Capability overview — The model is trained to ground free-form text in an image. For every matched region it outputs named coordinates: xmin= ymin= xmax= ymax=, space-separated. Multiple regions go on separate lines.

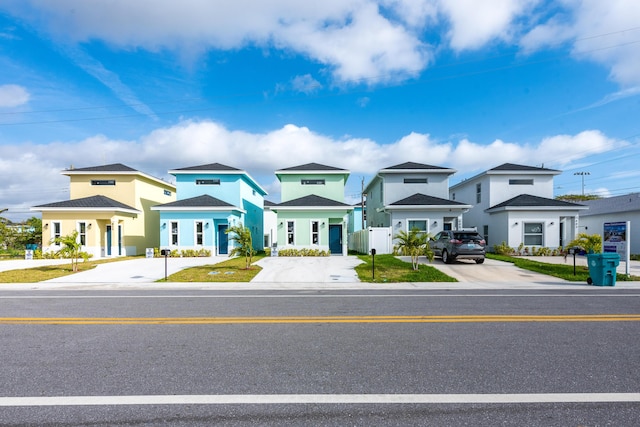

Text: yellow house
xmin=32 ymin=164 xmax=176 ymax=257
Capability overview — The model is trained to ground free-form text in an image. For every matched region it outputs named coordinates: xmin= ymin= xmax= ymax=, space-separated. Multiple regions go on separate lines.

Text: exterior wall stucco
xmin=279 ymin=174 xmax=345 ymax=203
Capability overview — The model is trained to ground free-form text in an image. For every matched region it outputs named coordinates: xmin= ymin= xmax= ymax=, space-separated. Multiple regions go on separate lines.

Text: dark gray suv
xmin=432 ymin=230 xmax=486 ymax=264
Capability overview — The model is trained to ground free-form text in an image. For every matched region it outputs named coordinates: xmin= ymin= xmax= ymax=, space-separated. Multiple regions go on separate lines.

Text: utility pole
xmin=574 ymin=171 xmax=590 ymax=196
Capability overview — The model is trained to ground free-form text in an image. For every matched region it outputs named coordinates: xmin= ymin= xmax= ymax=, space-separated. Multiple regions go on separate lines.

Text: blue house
xmin=152 ymin=163 xmax=267 ymax=255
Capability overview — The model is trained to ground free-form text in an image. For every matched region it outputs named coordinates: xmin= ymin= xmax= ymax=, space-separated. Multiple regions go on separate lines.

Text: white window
xmin=301 ymin=179 xmax=325 ymax=185
xmin=170 ymin=221 xmax=179 ymax=245
xmin=408 ymin=220 xmax=428 ymax=233
xmin=524 ymin=222 xmax=543 ymax=246
xmin=77 ymin=222 xmax=87 ymax=246
xmin=404 ymin=178 xmax=427 ymax=184
xmin=476 ymin=183 xmax=481 ymax=203
xmin=287 ymin=221 xmax=295 ymax=245
xmin=195 ymin=221 xmax=204 ymax=246
xmin=52 ymin=221 xmax=61 ymax=244
xmin=311 ymin=221 xmax=319 ymax=245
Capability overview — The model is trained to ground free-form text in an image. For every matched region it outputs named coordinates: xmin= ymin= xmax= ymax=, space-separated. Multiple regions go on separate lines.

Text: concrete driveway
xmin=423 ymin=257 xmax=560 ymax=284
xmin=252 ymin=256 xmax=363 ymax=283
xmin=42 ymin=256 xmax=227 ymax=283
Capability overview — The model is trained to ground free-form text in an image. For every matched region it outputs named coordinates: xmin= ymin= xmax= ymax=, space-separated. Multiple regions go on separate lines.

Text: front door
xmin=329 ymin=224 xmax=342 ymax=255
xmin=118 ymin=225 xmax=122 ymax=256
xmin=106 ymin=225 xmax=112 ymax=256
xmin=218 ymin=224 xmax=228 ymax=255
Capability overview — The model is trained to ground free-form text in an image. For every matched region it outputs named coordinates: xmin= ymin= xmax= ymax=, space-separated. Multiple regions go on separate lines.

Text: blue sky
xmin=1 ymin=0 xmax=639 ymax=221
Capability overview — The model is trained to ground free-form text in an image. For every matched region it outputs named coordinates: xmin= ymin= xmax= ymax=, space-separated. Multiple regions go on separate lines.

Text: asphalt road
xmin=1 ymin=288 xmax=639 ymax=425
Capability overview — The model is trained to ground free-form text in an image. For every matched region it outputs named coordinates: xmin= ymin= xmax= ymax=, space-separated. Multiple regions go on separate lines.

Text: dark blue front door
xmin=218 ymin=225 xmax=228 ymax=255
xmin=329 ymin=225 xmax=342 ymax=254
xmin=106 ymin=225 xmax=112 ymax=256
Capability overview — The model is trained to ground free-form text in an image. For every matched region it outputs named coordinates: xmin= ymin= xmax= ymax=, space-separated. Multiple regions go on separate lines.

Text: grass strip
xmin=355 ymin=254 xmax=457 ymax=283
xmin=487 ymin=254 xmax=639 ymax=282
xmin=163 ymin=254 xmax=265 ymax=282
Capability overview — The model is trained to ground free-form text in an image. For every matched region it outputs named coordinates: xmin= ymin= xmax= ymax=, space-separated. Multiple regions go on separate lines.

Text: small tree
xmin=393 ymin=228 xmax=434 ymax=270
xmin=52 ymin=230 xmax=82 ymax=272
xmin=225 ymin=224 xmax=255 ymax=269
xmin=566 ymin=233 xmax=602 ymax=254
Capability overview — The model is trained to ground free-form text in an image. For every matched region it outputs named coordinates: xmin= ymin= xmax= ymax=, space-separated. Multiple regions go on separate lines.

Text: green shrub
xmin=276 ymin=248 xmax=329 ymax=257
xmin=493 ymin=241 xmax=515 ymax=255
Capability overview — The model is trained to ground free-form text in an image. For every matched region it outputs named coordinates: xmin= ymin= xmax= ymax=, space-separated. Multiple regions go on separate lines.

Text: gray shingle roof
xmin=65 ymin=163 xmax=137 ymax=172
xmin=580 ymin=193 xmax=640 ymax=216
xmin=171 ymin=163 xmax=241 ymax=172
xmin=489 ymin=163 xmax=560 ymax=173
xmin=277 ymin=163 xmax=347 ymax=172
xmin=488 ymin=194 xmax=585 ymax=210
xmin=34 ymin=195 xmax=138 ymax=211
xmin=276 ymin=194 xmax=351 ymax=207
xmin=389 ymin=193 xmax=468 ymax=206
xmin=154 ymin=194 xmax=235 ymax=208
xmin=264 ymin=200 xmax=278 ymax=207
xmin=383 ymin=162 xmax=449 ymax=170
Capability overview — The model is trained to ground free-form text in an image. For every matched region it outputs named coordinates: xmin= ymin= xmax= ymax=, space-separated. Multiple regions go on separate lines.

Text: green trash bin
xmin=586 ymin=253 xmax=620 ymax=286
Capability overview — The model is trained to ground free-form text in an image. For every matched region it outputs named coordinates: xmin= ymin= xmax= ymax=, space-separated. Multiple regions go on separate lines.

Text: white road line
xmin=1 ymin=393 xmax=639 ymax=406
xmin=0 ymin=294 xmax=638 ymax=299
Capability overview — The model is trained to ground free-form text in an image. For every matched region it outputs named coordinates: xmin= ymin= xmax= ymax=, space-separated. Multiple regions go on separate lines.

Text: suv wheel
xmin=442 ymin=250 xmax=453 ymax=264
xmin=475 ymin=258 xmax=485 ymax=264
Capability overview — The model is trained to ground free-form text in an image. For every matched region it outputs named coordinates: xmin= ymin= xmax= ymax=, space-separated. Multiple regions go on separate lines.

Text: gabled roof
xmin=170 ymin=163 xmax=241 ymax=172
xmin=151 ymin=194 xmax=243 ymax=212
xmin=450 ymin=163 xmax=561 ymax=190
xmin=32 ymin=195 xmax=139 ymax=214
xmin=168 ymin=163 xmax=267 ymax=196
xmin=385 ymin=193 xmax=471 ymax=211
xmin=273 ymin=194 xmax=353 ymax=211
xmin=580 ymin=193 xmax=640 ymax=217
xmin=264 ymin=200 xmax=278 ymax=207
xmin=380 ymin=162 xmax=455 ymax=173
xmin=61 ymin=163 xmax=175 ymax=190
xmin=489 ymin=163 xmax=560 ymax=173
xmin=64 ymin=163 xmax=137 ymax=172
xmin=277 ymin=162 xmax=347 ymax=172
xmin=389 ymin=193 xmax=469 ymax=207
xmin=486 ymin=194 xmax=587 ymax=213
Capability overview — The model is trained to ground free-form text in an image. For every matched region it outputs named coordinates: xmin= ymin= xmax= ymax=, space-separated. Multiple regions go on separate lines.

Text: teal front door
xmin=329 ymin=225 xmax=342 ymax=255
xmin=218 ymin=225 xmax=228 ymax=255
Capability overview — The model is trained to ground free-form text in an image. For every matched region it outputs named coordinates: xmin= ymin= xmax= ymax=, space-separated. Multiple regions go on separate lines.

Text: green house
xmin=272 ymin=163 xmax=352 ymax=255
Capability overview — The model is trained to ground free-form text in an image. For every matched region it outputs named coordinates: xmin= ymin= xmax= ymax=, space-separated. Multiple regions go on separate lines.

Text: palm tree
xmin=225 ymin=224 xmax=255 ymax=269
xmin=52 ymin=230 xmax=82 ymax=272
xmin=393 ymin=227 xmax=434 ymax=270
xmin=566 ymin=233 xmax=602 ymax=254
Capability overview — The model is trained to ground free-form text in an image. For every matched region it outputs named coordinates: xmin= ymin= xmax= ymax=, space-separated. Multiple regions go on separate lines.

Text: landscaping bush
xmin=277 ymin=248 xmax=329 ymax=257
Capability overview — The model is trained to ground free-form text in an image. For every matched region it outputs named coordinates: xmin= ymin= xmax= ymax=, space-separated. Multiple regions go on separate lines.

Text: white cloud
xmin=439 ymin=0 xmax=539 ymax=51
xmin=290 ymin=74 xmax=322 ymax=94
xmin=0 ymin=84 xmax=30 ymax=107
xmin=0 ymin=119 xmax=624 ymax=221
xmin=3 ymin=0 xmax=430 ymax=84
xmin=522 ymin=0 xmax=640 ymax=86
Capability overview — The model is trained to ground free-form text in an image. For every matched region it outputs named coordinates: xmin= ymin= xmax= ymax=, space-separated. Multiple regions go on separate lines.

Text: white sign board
xmin=603 ymin=221 xmax=631 ymax=275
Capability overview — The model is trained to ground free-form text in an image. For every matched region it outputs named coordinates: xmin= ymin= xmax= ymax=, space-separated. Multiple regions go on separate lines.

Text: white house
xmin=364 ymin=162 xmax=472 ymax=240
xmin=449 ymin=163 xmax=587 ymax=249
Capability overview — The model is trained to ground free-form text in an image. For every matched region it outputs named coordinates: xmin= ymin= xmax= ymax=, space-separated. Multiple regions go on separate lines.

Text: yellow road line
xmin=0 ymin=314 xmax=639 ymax=325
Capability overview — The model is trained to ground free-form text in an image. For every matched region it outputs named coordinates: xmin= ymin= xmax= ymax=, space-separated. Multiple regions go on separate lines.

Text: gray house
xmin=579 ymin=193 xmax=640 ymax=255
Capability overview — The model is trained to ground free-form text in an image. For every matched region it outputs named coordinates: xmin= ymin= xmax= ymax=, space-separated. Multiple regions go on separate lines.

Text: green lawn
xmin=487 ymin=253 xmax=639 ymax=282
xmin=355 ymin=254 xmax=457 ymax=282
xmin=162 ymin=254 xmax=265 ymax=282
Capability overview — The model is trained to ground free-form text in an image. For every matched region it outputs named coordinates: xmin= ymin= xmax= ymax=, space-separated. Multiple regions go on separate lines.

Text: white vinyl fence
xmin=348 ymin=227 xmax=393 ymax=254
